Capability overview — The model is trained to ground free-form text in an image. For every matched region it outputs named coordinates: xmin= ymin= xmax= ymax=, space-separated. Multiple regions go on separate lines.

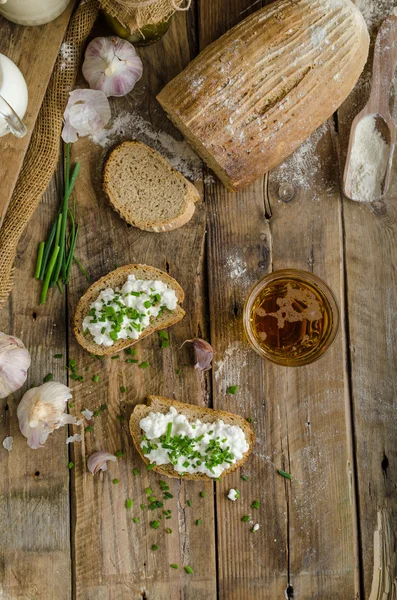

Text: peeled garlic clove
xmin=87 ymin=451 xmax=117 ymax=474
xmin=82 ymin=36 xmax=143 ymax=98
xmin=17 ymin=382 xmax=78 ymax=449
xmin=0 ymin=332 xmax=31 ymax=399
xmin=62 ymin=89 xmax=111 ymax=143
xmin=181 ymin=338 xmax=213 ymax=371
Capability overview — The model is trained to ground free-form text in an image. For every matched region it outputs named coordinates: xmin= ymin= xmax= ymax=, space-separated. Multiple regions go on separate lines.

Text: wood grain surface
xmin=0 ymin=0 xmax=396 ymax=598
xmin=0 ymin=1 xmax=75 ymax=226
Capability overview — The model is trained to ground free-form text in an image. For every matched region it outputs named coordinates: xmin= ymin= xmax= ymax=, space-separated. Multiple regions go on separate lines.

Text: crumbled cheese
xmin=82 ymin=275 xmax=178 ymax=347
xmin=2 ymin=436 xmax=13 ymax=452
xmin=139 ymin=406 xmax=249 ymax=478
xmin=252 ymin=523 xmax=260 ymax=532
xmin=227 ymin=488 xmax=240 ymax=501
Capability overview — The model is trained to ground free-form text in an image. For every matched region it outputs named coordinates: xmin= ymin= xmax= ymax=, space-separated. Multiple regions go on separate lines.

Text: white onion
xmin=82 ymin=36 xmax=143 ymax=98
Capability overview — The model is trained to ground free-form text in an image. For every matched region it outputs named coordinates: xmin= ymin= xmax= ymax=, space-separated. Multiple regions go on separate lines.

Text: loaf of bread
xmin=157 ymin=0 xmax=369 ymax=190
xmin=74 ymin=264 xmax=185 ymax=356
xmin=130 ymin=396 xmax=255 ymax=480
xmin=103 ymin=141 xmax=200 ymax=232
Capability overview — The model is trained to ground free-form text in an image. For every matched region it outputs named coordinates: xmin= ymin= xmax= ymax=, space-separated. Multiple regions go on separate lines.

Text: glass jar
xmin=243 ymin=269 xmax=339 ymax=367
xmin=104 ymin=12 xmax=172 ymax=46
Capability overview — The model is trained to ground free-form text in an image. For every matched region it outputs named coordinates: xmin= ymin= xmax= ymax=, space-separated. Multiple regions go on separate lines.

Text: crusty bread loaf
xmin=157 ymin=0 xmax=369 ymax=190
xmin=130 ymin=396 xmax=255 ymax=480
xmin=103 ymin=141 xmax=200 ymax=232
xmin=74 ymin=264 xmax=185 ymax=356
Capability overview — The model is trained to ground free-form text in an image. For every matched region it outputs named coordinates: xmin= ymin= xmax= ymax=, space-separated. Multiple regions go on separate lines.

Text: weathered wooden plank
xmin=201 ymin=0 xmax=356 ymax=598
xmin=0 ymin=2 xmax=74 ymax=225
xmin=67 ymin=12 xmax=216 ymax=600
xmin=337 ymin=1 xmax=397 ymax=597
xmin=0 ymin=161 xmax=71 ymax=599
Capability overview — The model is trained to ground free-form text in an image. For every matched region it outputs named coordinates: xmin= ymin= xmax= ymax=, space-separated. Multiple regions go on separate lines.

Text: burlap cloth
xmin=0 ymin=0 xmax=99 ymax=307
xmin=99 ymin=0 xmax=191 ymax=32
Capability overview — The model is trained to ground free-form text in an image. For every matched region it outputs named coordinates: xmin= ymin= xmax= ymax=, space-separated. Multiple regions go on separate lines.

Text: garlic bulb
xmin=61 ymin=89 xmax=111 ymax=143
xmin=82 ymin=37 xmax=143 ymax=98
xmin=0 ymin=332 xmax=31 ymax=399
xmin=17 ymin=382 xmax=79 ymax=449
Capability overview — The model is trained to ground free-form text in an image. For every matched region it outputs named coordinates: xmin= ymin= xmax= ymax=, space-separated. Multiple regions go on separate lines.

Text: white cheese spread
xmin=252 ymin=523 xmax=260 ymax=532
xmin=227 ymin=488 xmax=240 ymax=501
xmin=139 ymin=406 xmax=249 ymax=478
xmin=82 ymin=275 xmax=178 ymax=347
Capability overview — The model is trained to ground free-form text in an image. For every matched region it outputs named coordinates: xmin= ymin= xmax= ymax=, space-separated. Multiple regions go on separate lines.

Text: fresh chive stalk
xmin=165 ymin=422 xmax=172 ymax=443
xmin=34 ymin=242 xmax=45 ymax=279
xmin=277 ymin=469 xmax=292 ymax=480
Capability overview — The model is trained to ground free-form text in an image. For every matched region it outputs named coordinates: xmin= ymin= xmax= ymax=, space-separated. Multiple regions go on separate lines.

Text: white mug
xmin=0 ymin=0 xmax=70 ymax=26
xmin=0 ymin=53 xmax=27 ymax=138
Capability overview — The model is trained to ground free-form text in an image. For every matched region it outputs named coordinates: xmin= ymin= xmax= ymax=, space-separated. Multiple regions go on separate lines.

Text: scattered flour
xmin=91 ymin=112 xmax=214 ymax=183
xmin=226 ymin=255 xmax=247 ymax=279
xmin=355 ymin=0 xmax=395 ymax=30
xmin=59 ymin=41 xmax=74 ymax=71
xmin=277 ymin=123 xmax=328 ymax=190
xmin=348 ymin=115 xmax=389 ymax=202
xmin=214 ymin=341 xmax=250 ymax=388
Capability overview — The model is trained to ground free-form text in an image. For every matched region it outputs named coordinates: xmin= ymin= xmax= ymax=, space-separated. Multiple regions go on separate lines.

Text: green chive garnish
xmin=111 ymin=355 xmax=120 ymax=360
xmin=187 ymin=500 xmax=192 ymax=507
xmin=69 ymin=402 xmax=75 ymax=408
xmin=165 ymin=422 xmax=172 ymax=443
xmin=227 ymin=385 xmax=239 ymax=394
xmin=150 ymin=521 xmax=160 ymax=529
xmin=140 ymin=504 xmax=146 ymax=510
xmin=139 ymin=361 xmax=149 ymax=369
xmin=145 ymin=487 xmax=153 ymax=495
xmin=133 ymin=468 xmax=140 ymax=476
xmin=100 ymin=404 xmax=107 ymax=411
xmin=147 ymin=463 xmax=155 ymax=470
xmin=85 ymin=425 xmax=94 ymax=433
xmin=126 ymin=358 xmax=138 ymax=364
xmin=251 ymin=500 xmax=260 ymax=509
xmin=43 ymin=373 xmax=53 ymax=383
xmin=125 ymin=347 xmax=137 ymax=356
xmin=277 ymin=469 xmax=292 ymax=480
xmin=125 ymin=499 xmax=133 ymax=509
xmin=92 ymin=375 xmax=99 ymax=383
xmin=165 ymin=527 xmax=172 ymax=534
xmin=241 ymin=515 xmax=250 ymax=522
xmin=241 ymin=475 xmax=248 ymax=481
xmin=196 ymin=519 xmax=202 ymax=526
xmin=132 ymin=517 xmax=140 ymax=523
xmin=120 ymin=385 xmax=126 ymax=393
xmin=159 ymin=331 xmax=169 ymax=340
xmin=163 ymin=492 xmax=173 ymax=499
xmin=184 ymin=566 xmax=194 ymax=575
xmin=152 ymin=544 xmax=159 ymax=551
xmin=113 ymin=479 xmax=119 ymax=485
xmin=161 ymin=340 xmax=169 ymax=349
xmin=68 ymin=461 xmax=74 ymax=469
xmin=170 ymin=564 xmax=178 ymax=569
xmin=176 ymin=368 xmax=182 ymax=375
xmin=115 ymin=450 xmax=123 ymax=458
xmin=200 ymin=491 xmax=206 ymax=498
xmin=54 ymin=353 xmax=63 ymax=358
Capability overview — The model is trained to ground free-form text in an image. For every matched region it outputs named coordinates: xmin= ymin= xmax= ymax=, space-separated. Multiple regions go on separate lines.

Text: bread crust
xmin=103 ymin=140 xmax=200 ymax=232
xmin=129 ymin=396 xmax=255 ymax=480
xmin=74 ymin=264 xmax=185 ymax=356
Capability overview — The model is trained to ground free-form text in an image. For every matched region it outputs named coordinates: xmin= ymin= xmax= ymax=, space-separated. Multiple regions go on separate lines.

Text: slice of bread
xmin=130 ymin=396 xmax=255 ymax=480
xmin=103 ymin=141 xmax=200 ymax=232
xmin=74 ymin=264 xmax=185 ymax=356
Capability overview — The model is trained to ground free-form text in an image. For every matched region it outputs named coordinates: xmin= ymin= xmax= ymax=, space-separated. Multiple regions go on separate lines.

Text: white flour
xmin=348 ymin=115 xmax=389 ymax=202
xmin=91 ymin=111 xmax=214 ymax=183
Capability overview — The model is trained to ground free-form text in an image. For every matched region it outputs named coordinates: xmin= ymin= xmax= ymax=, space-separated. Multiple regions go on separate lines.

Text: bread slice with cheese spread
xmin=74 ymin=264 xmax=185 ymax=356
xmin=103 ymin=140 xmax=200 ymax=232
xmin=130 ymin=396 xmax=255 ymax=480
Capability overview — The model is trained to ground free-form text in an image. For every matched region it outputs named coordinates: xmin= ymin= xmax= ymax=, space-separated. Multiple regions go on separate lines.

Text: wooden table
xmin=0 ymin=1 xmax=396 ymax=599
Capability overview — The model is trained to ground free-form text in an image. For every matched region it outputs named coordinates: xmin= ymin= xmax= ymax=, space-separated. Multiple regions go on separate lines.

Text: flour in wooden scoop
xmin=349 ymin=115 xmax=389 ymax=202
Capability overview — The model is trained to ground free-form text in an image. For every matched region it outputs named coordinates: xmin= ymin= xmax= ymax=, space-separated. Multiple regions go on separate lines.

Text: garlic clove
xmin=0 ymin=332 xmax=31 ymax=399
xmin=87 ymin=451 xmax=117 ymax=474
xmin=17 ymin=382 xmax=78 ymax=449
xmin=181 ymin=338 xmax=213 ymax=371
xmin=62 ymin=89 xmax=111 ymax=144
xmin=82 ymin=36 xmax=143 ymax=98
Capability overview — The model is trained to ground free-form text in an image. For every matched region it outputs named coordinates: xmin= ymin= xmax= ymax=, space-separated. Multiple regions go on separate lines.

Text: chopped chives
xmin=277 ymin=469 xmax=292 ymax=480
xmin=170 ymin=564 xmax=178 ymax=569
xmin=196 ymin=519 xmax=202 ymax=526
xmin=120 ymin=385 xmax=126 ymax=393
xmin=116 ymin=415 xmax=124 ymax=421
xmin=227 ymin=385 xmax=239 ymax=395
xmin=111 ymin=355 xmax=120 ymax=360
xmin=148 ymin=495 xmax=156 ymax=502
xmin=43 ymin=373 xmax=53 ymax=383
xmin=159 ymin=331 xmax=169 ymax=340
xmin=241 ymin=515 xmax=250 ymax=522
xmin=139 ymin=361 xmax=149 ymax=369
xmin=113 ymin=479 xmax=119 ymax=485
xmin=184 ymin=566 xmax=194 ymax=575
xmin=241 ymin=475 xmax=248 ymax=481
xmin=92 ymin=375 xmax=99 ymax=383
xmin=176 ymin=368 xmax=182 ymax=375
xmin=187 ymin=500 xmax=192 ymax=507
xmin=161 ymin=340 xmax=169 ymax=349
xmin=68 ymin=461 xmax=74 ymax=469
xmin=115 ymin=450 xmax=123 ymax=458
xmin=150 ymin=521 xmax=160 ymax=529
xmin=165 ymin=422 xmax=172 ymax=443
xmin=145 ymin=488 xmax=153 ymax=495
xmin=151 ymin=544 xmax=159 ymax=551
xmin=163 ymin=492 xmax=173 ymax=499
xmin=147 ymin=463 xmax=155 ymax=470
xmin=251 ymin=500 xmax=260 ymax=509
xmin=125 ymin=499 xmax=133 ymax=509
xmin=133 ymin=468 xmax=140 ymax=476
xmin=69 ymin=402 xmax=75 ymax=408
xmin=132 ymin=517 xmax=140 ymax=523
xmin=165 ymin=527 xmax=172 ymax=534
xmin=54 ymin=353 xmax=63 ymax=358
xmin=85 ymin=425 xmax=94 ymax=433
xmin=125 ymin=347 xmax=137 ymax=355
xmin=100 ymin=404 xmax=107 ymax=411
xmin=126 ymin=358 xmax=138 ymax=364
xmin=140 ymin=504 xmax=146 ymax=510
xmin=200 ymin=491 xmax=206 ymax=498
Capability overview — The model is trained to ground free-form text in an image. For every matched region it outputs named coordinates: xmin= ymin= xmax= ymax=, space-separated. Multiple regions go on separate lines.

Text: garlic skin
xmin=82 ymin=36 xmax=143 ymax=98
xmin=0 ymin=332 xmax=31 ymax=399
xmin=62 ymin=89 xmax=111 ymax=144
xmin=17 ymin=382 xmax=79 ymax=449
xmin=87 ymin=451 xmax=117 ymax=474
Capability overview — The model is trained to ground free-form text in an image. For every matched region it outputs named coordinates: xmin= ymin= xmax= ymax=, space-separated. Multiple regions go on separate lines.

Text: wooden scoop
xmin=343 ymin=11 xmax=397 ymax=202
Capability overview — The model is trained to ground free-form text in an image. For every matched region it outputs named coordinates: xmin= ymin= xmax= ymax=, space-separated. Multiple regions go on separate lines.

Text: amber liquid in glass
xmin=249 ymin=277 xmax=333 ymax=363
